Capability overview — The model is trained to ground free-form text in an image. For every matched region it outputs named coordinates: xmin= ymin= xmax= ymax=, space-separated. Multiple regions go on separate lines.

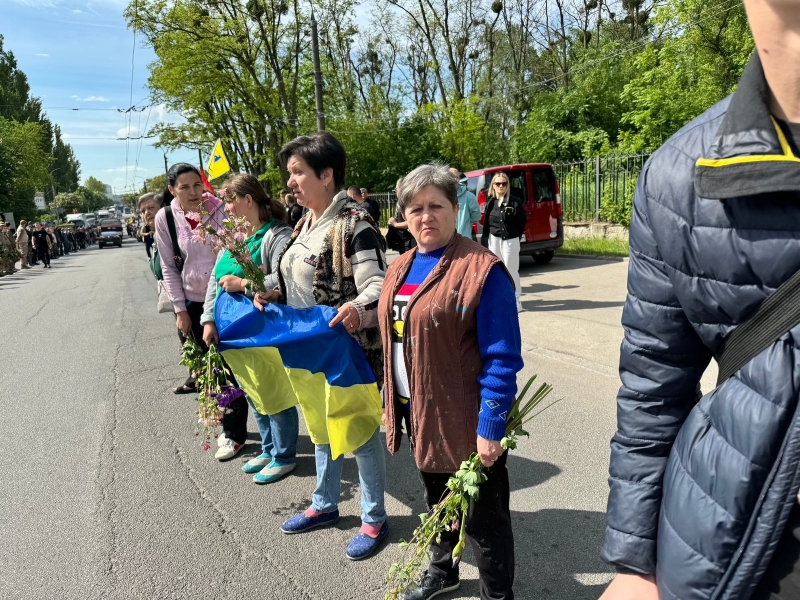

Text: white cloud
xmin=104 ymin=165 xmax=147 ymax=174
xmin=35 ymin=53 xmax=50 ymax=57
xmin=71 ymin=94 xmax=109 ymax=102
xmin=116 ymin=125 xmax=140 ymax=138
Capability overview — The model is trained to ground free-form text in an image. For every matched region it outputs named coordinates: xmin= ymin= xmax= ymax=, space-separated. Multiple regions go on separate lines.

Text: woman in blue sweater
xmin=378 ymin=163 xmax=523 ymax=600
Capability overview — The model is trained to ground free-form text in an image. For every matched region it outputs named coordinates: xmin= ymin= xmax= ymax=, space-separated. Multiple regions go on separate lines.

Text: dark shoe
xmin=172 ymin=384 xmax=197 ymax=395
xmin=346 ymin=521 xmax=389 ymax=561
xmin=403 ymin=573 xmax=460 ymax=600
xmin=281 ymin=509 xmax=339 ymax=534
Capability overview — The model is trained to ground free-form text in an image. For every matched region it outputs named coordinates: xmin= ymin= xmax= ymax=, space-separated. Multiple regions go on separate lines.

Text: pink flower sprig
xmin=191 ymin=211 xmax=267 ymax=294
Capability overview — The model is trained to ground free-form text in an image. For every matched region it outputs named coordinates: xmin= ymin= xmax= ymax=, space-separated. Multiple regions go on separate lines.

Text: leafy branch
xmin=385 ymin=375 xmax=557 ymax=599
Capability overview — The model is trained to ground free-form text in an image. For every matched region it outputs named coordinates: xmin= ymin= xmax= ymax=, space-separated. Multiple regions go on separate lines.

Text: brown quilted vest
xmin=379 ymin=234 xmax=510 ymax=473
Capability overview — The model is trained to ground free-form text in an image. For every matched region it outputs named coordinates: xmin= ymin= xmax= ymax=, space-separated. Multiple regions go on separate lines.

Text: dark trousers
xmin=145 ymin=236 xmax=153 ymax=258
xmin=420 ymin=451 xmax=515 ymax=600
xmin=37 ymin=246 xmax=50 ymax=266
xmin=176 ymin=302 xmax=208 ymax=388
xmin=222 ymin=397 xmax=248 ymax=445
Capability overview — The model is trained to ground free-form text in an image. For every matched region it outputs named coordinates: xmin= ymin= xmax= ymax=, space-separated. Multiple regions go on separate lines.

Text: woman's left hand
xmin=329 ymin=303 xmax=360 ymax=334
xmin=477 ymin=435 xmax=503 ymax=467
xmin=219 ymin=275 xmax=246 ymax=293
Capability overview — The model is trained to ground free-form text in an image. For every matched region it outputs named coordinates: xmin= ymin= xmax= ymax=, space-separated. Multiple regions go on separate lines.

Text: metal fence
xmin=552 ymin=153 xmax=650 ymax=223
xmin=369 ymin=192 xmax=398 ymax=228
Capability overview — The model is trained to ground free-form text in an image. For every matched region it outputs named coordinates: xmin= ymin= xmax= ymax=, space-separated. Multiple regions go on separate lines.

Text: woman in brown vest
xmin=378 ymin=163 xmax=524 ymax=600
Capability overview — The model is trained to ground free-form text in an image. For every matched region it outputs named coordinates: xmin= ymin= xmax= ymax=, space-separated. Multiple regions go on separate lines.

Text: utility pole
xmin=310 ymin=10 xmax=325 ymax=131
xmin=164 ymin=153 xmax=169 ymax=180
xmin=197 ymin=148 xmax=204 ymax=170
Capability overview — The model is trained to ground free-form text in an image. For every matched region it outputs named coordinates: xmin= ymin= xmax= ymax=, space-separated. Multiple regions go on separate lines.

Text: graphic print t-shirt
xmin=391 ymin=247 xmax=447 ymax=406
xmin=391 ymin=280 xmax=419 ymax=403
xmin=32 ymin=230 xmax=49 ymax=249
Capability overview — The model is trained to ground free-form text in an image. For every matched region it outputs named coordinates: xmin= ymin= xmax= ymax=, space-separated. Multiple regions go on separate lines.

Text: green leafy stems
xmin=385 ymin=376 xmax=557 ymax=600
xmin=179 ymin=338 xmax=230 ymax=449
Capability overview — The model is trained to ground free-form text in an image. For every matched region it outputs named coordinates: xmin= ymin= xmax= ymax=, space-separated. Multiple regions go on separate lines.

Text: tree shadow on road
xmin=338 ymin=434 xmax=610 ymax=597
xmin=520 ymin=256 xmax=623 ymax=276
xmin=520 ymin=297 xmax=625 ymax=312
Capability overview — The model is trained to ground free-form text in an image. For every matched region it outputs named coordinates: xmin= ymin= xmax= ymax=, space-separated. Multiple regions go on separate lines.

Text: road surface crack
xmin=171 ymin=440 xmax=318 ymax=600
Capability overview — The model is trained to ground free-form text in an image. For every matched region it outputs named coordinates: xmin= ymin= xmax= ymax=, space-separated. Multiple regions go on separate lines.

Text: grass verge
xmin=558 ymin=237 xmax=629 ymax=257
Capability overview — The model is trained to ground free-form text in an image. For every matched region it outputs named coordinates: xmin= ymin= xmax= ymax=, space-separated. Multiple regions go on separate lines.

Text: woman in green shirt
xmin=200 ymin=174 xmax=299 ymax=480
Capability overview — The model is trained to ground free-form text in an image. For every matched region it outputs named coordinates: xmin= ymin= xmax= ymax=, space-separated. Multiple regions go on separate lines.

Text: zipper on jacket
xmin=710 ymin=401 xmax=800 ymax=600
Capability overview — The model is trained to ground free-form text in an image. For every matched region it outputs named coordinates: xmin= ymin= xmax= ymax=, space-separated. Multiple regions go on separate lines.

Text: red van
xmin=464 ymin=163 xmax=563 ymax=264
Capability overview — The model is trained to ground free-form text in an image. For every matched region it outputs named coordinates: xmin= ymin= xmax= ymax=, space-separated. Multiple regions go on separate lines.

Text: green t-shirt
xmin=213 ymin=220 xmax=273 ymax=288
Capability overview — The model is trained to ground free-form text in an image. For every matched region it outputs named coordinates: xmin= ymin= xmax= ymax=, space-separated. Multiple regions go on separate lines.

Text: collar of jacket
xmin=694 ymin=51 xmax=800 ymax=199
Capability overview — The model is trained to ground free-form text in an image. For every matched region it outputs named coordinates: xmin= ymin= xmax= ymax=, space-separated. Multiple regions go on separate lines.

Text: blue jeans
xmin=311 ymin=427 xmax=387 ymax=526
xmin=247 ymin=399 xmax=299 ymax=464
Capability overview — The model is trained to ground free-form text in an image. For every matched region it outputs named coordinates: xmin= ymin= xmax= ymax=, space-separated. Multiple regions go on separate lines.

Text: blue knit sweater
xmin=397 ymin=246 xmax=523 ymax=441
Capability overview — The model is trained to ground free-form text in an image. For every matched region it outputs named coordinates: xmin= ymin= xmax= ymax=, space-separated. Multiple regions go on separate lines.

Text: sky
xmin=2 ymin=0 xmax=197 ymax=195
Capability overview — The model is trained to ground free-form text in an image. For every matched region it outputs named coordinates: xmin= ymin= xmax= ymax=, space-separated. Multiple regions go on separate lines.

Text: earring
xmin=325 ymin=183 xmax=328 ymax=191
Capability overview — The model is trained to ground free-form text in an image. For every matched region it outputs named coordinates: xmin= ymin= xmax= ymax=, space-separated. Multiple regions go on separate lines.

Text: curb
xmin=554 ymin=253 xmax=627 ymax=262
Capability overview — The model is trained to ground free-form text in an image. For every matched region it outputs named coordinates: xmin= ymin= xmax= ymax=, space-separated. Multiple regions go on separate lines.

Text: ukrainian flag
xmin=214 ymin=291 xmax=383 ymax=459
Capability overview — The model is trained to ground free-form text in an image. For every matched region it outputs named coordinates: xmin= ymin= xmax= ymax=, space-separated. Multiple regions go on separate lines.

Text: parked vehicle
xmin=98 ymin=231 xmax=122 ymax=249
xmin=464 ymin=163 xmax=563 ymax=264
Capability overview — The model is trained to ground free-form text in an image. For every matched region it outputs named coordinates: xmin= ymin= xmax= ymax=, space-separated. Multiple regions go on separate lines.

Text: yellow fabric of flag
xmin=207 ymin=139 xmax=231 ymax=180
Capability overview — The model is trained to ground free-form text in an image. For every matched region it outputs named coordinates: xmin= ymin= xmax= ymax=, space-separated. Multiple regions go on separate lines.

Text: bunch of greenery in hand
xmin=384 ymin=376 xmax=557 ymax=600
xmin=179 ymin=339 xmax=244 ymax=449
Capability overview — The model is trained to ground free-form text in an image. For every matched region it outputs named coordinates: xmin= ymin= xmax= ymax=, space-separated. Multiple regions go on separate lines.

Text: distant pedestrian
xmin=15 ymin=221 xmax=30 ymax=269
xmin=387 ymin=178 xmax=416 ymax=254
xmin=481 ymin=173 xmax=527 ymax=312
xmin=285 ymin=193 xmax=303 ymax=229
xmin=348 ymin=185 xmax=380 ymax=223
xmin=449 ymin=168 xmax=480 ymax=239
xmin=31 ymin=222 xmax=52 ymax=269
xmin=138 ymin=192 xmax=159 ymax=259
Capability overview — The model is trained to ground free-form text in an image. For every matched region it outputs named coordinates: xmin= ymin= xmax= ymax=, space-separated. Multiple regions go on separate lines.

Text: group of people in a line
xmin=134 ymin=4 xmax=800 ymax=595
xmin=140 ymin=132 xmax=524 ymax=600
xmin=0 ymin=220 xmax=92 ymax=275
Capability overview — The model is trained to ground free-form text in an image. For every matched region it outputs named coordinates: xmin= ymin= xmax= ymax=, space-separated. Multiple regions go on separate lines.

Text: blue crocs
xmin=281 ymin=509 xmax=340 ymax=534
xmin=346 ymin=521 xmax=389 ymax=561
xmin=242 ymin=452 xmax=272 ymax=474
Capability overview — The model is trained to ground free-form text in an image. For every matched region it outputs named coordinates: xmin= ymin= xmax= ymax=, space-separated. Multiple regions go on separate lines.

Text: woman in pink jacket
xmin=155 ymin=163 xmax=226 ymax=395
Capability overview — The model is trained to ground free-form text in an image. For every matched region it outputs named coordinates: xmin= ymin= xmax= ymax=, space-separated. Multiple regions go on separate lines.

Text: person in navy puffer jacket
xmin=600 ymin=2 xmax=800 ymax=599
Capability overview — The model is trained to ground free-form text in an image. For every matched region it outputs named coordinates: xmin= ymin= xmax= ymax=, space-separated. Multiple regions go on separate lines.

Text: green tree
xmin=0 ymin=117 xmax=51 ymax=221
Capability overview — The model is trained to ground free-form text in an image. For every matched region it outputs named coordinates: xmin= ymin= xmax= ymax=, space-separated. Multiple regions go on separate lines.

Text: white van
xmin=97 ymin=210 xmax=110 ymax=219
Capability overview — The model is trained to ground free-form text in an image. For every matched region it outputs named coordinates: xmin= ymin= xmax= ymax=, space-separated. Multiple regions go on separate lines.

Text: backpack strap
xmin=717 ymin=268 xmax=800 ymax=385
xmin=164 ymin=206 xmax=184 ymax=273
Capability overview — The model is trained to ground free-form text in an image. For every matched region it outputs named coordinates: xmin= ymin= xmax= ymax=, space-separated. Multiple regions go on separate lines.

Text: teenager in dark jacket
xmin=480 ymin=173 xmax=527 ymax=313
xmin=601 ymin=2 xmax=800 ymax=599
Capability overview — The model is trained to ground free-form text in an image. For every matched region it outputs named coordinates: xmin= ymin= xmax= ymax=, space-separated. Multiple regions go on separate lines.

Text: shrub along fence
xmin=552 ymin=153 xmax=650 ymax=226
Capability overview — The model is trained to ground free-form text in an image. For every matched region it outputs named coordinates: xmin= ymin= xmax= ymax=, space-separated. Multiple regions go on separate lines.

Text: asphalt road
xmin=0 ymin=240 xmax=719 ymax=600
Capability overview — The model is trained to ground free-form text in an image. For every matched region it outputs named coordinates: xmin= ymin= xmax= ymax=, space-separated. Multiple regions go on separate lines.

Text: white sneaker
xmin=214 ymin=438 xmax=242 ymax=461
xmin=217 ymin=432 xmax=228 ymax=447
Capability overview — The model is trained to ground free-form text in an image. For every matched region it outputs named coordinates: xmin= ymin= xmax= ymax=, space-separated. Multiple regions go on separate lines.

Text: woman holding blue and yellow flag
xmin=252 ymin=132 xmax=388 ymax=561
xmin=200 ymin=173 xmax=299 ymax=481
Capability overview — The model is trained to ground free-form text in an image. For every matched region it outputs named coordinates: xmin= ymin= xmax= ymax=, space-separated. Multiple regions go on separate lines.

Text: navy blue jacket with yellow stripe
xmin=601 ymin=52 xmax=800 ymax=599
